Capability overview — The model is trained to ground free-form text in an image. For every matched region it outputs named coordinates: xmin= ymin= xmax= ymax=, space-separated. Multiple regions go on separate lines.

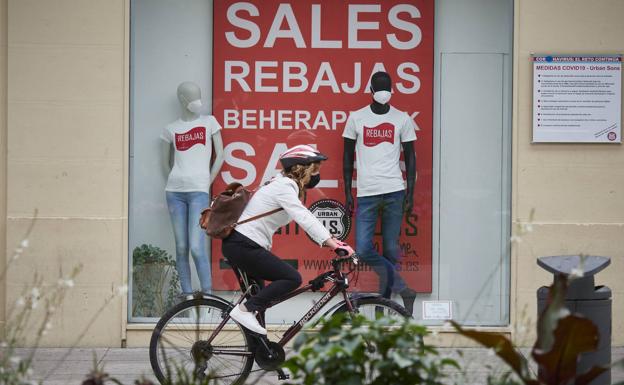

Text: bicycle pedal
xmin=276 ymin=369 xmax=289 ymax=380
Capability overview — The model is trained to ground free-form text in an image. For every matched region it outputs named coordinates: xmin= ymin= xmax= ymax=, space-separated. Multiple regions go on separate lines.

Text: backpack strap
xmin=234 ymin=208 xmax=283 ymax=227
xmin=232 ymin=176 xmax=296 ymax=227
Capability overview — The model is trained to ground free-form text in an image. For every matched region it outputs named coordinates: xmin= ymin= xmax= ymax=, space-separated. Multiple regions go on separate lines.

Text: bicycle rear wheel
xmin=149 ymin=298 xmax=254 ymax=385
xmin=334 ymin=296 xmax=411 ymax=320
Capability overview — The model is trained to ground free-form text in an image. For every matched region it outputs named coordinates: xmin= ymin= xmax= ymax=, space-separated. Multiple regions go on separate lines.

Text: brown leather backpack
xmin=199 ymin=182 xmax=282 ymax=239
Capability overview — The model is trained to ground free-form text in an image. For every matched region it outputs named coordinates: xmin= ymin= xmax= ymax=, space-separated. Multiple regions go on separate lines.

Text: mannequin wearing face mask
xmin=342 ymin=71 xmax=418 ymax=314
xmin=161 ymin=81 xmax=225 ymax=297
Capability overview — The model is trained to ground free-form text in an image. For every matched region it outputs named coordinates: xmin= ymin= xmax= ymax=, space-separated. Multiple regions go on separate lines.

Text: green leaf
xmin=304 ymin=357 xmax=319 ymax=373
xmin=342 ymin=336 xmax=363 ymax=354
xmin=389 ymin=351 xmax=413 ymax=368
xmin=533 ymin=314 xmax=599 ymax=385
xmin=440 ymin=357 xmax=461 ymax=370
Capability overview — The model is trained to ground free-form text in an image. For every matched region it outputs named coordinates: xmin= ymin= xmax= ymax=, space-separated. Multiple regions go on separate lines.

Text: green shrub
xmin=283 ymin=313 xmax=459 ymax=385
xmin=132 ymin=244 xmax=180 ymax=318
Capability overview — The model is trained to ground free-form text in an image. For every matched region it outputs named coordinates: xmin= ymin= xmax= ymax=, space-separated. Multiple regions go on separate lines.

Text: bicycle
xmin=149 ymin=251 xmax=411 ymax=385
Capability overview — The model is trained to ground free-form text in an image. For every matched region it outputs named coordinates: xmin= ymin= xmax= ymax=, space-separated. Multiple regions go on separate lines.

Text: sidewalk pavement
xmin=16 ymin=347 xmax=624 ymax=385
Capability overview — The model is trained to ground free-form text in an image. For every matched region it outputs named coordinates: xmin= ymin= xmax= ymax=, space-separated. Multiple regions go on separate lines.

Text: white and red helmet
xmin=279 ymin=145 xmax=328 ymax=169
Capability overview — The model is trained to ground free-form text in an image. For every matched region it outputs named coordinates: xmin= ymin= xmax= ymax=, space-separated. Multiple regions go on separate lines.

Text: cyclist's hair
xmin=283 ymin=162 xmax=320 ymax=199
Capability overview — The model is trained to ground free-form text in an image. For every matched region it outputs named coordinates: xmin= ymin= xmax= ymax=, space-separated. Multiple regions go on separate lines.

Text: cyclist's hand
xmin=328 ymin=238 xmax=355 ymax=256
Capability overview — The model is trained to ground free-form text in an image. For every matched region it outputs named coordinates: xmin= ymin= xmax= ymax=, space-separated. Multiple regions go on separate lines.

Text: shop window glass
xmin=129 ymin=0 xmax=513 ymax=326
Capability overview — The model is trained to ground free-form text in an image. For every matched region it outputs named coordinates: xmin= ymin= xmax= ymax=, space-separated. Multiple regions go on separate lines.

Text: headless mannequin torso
xmin=343 ymin=72 xmax=416 ymax=217
xmin=161 ymin=82 xmax=225 ymax=181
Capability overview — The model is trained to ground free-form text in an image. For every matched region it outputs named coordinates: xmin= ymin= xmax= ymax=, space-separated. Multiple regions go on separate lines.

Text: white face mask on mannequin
xmin=372 ymin=90 xmax=392 ymax=105
xmin=186 ymin=99 xmax=203 ymax=114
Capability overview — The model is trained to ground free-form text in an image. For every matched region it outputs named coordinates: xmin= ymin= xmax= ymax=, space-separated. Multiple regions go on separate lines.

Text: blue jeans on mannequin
xmin=166 ymin=191 xmax=212 ymax=295
xmin=355 ymin=190 xmax=407 ymax=298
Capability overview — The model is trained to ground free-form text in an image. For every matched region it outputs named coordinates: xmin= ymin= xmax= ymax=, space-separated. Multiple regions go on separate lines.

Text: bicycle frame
xmin=273 ymin=278 xmax=353 ymax=345
xmin=205 ymin=262 xmax=356 ymax=348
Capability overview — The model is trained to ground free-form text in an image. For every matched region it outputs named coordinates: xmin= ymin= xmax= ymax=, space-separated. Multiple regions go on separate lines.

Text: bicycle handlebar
xmin=334 ymin=248 xmax=349 ymax=257
xmin=330 ymin=253 xmax=359 ymax=271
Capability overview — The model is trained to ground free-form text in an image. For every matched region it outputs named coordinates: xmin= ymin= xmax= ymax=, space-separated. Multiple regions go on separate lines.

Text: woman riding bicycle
xmin=222 ymin=144 xmax=354 ymax=335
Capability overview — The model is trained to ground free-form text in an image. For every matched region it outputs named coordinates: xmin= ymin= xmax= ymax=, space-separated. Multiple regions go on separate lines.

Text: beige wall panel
xmin=515 ymin=0 xmax=624 ymax=345
xmin=8 ymin=0 xmax=123 ymax=46
xmin=513 ymin=223 xmax=624 ymax=345
xmin=6 ymin=283 xmax=123 ymax=347
xmin=517 ymin=165 xmax=624 ymax=222
xmin=6 ymin=0 xmax=127 ymax=347
xmin=517 ymin=141 xmax=623 ymax=168
xmin=8 ymin=46 xmax=122 ymax=103
xmin=4 ymin=219 xmax=124 ymax=347
xmin=7 ymin=161 xmax=123 ymax=217
xmin=513 ymin=242 xmax=551 ymax=293
xmin=514 ymin=222 xmax=624 ymax=295
xmin=426 ymin=332 xmax=508 ymax=348
xmin=5 ymin=218 xmax=124 ymax=286
xmin=1 ymin=0 xmax=7 ymax=330
xmin=513 ymin=289 xmax=540 ymax=345
xmin=125 ymin=328 xmax=150 ymax=348
xmin=514 ymin=0 xmax=624 ymax=214
xmin=518 ymin=0 xmax=624 ymax=51
xmin=7 ymin=103 xmax=123 ymax=160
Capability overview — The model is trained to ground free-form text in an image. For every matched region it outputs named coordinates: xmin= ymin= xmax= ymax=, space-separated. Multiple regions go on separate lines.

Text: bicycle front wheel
xmin=149 ymin=298 xmax=254 ymax=385
xmin=335 ymin=296 xmax=412 ymax=320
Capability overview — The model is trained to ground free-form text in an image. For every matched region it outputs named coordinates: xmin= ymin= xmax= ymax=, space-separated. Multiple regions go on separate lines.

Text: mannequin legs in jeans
xmin=166 ymin=191 xmax=212 ymax=295
xmin=355 ymin=190 xmax=417 ymax=313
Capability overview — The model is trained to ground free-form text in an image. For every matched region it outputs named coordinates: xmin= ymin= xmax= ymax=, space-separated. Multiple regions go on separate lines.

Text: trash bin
xmin=537 ymin=255 xmax=611 ymax=385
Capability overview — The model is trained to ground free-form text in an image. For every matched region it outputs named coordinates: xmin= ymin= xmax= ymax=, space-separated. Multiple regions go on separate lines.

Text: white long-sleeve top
xmin=234 ymin=174 xmax=331 ymax=250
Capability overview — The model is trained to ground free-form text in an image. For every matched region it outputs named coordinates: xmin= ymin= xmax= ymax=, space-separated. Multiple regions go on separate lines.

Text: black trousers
xmin=222 ymin=231 xmax=302 ymax=312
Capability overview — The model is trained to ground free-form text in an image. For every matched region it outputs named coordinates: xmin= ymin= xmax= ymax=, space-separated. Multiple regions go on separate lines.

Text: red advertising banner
xmin=212 ymin=0 xmax=433 ymax=292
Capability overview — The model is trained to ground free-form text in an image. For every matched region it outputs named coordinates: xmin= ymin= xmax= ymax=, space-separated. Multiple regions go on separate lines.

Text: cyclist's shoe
xmin=399 ymin=287 xmax=417 ymax=315
xmin=229 ymin=304 xmax=267 ymax=335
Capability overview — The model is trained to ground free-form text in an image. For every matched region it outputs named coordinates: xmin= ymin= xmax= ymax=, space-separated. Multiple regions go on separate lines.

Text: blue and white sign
xmin=532 ymin=55 xmax=621 ymax=143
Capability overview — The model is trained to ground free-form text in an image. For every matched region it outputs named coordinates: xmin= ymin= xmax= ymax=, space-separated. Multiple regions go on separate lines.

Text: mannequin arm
xmin=161 ymin=141 xmax=173 ymax=180
xmin=402 ymin=140 xmax=416 ymax=217
xmin=343 ymin=138 xmax=356 ymax=216
xmin=210 ymin=131 xmax=225 ymax=183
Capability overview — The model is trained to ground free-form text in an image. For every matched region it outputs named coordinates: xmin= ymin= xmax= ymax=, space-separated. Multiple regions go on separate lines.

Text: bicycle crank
xmin=254 ymin=340 xmax=285 ymax=370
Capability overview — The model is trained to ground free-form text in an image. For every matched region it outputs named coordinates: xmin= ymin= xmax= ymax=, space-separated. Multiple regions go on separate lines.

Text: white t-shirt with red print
xmin=342 ymin=105 xmax=417 ymax=197
xmin=161 ymin=115 xmax=222 ymax=193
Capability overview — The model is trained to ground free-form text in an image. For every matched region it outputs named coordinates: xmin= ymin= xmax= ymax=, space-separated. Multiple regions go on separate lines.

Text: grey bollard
xmin=536 ymin=255 xmax=611 ymax=385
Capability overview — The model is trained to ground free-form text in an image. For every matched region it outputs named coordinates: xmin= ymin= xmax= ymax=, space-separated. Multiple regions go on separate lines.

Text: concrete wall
xmin=512 ymin=0 xmax=624 ymax=345
xmin=0 ymin=0 xmax=7 ymax=336
xmin=6 ymin=0 xmax=128 ymax=347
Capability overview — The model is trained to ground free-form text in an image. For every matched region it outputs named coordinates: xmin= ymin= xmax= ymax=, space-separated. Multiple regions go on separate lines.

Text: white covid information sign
xmin=532 ymin=55 xmax=621 ymax=143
